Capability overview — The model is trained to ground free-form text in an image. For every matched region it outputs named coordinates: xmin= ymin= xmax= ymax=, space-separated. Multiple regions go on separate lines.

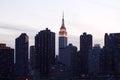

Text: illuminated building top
xmin=59 ymin=13 xmax=67 ymax=37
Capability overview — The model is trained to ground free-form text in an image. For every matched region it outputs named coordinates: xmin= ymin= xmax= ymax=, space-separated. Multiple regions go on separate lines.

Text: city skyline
xmin=1 ymin=0 xmax=120 ymax=49
xmin=1 ymin=29 xmax=120 ymax=79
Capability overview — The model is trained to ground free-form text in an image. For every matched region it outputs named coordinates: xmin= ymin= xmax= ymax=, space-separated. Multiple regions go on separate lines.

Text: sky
xmin=0 ymin=0 xmax=120 ymax=52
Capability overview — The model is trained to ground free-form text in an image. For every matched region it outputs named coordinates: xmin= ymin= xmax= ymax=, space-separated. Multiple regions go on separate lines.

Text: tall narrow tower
xmin=15 ymin=33 xmax=29 ymax=79
xmin=59 ymin=13 xmax=67 ymax=48
xmin=79 ymin=32 xmax=92 ymax=75
xmin=59 ymin=13 xmax=67 ymax=61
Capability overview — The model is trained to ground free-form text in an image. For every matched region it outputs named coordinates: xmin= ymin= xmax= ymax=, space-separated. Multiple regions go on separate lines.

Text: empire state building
xmin=59 ymin=14 xmax=67 ymax=49
xmin=59 ymin=14 xmax=67 ymax=61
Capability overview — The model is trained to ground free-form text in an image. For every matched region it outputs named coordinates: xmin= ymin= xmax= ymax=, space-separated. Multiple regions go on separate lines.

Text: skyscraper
xmin=62 ymin=44 xmax=77 ymax=67
xmin=101 ymin=33 xmax=120 ymax=75
xmin=80 ymin=32 xmax=92 ymax=51
xmin=79 ymin=32 xmax=92 ymax=75
xmin=35 ymin=28 xmax=55 ymax=78
xmin=88 ymin=44 xmax=101 ymax=75
xmin=30 ymin=46 xmax=35 ymax=69
xmin=15 ymin=33 xmax=29 ymax=79
xmin=59 ymin=14 xmax=67 ymax=62
xmin=64 ymin=44 xmax=78 ymax=76
xmin=0 ymin=44 xmax=14 ymax=80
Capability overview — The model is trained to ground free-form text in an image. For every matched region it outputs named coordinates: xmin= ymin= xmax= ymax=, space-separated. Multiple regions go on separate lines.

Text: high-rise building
xmin=79 ymin=32 xmax=92 ymax=75
xmin=88 ymin=44 xmax=101 ymax=75
xmin=80 ymin=32 xmax=92 ymax=52
xmin=109 ymin=33 xmax=120 ymax=75
xmin=30 ymin=46 xmax=35 ymax=69
xmin=0 ymin=44 xmax=14 ymax=80
xmin=35 ymin=28 xmax=55 ymax=77
xmin=100 ymin=33 xmax=113 ymax=74
xmin=101 ymin=33 xmax=120 ymax=75
xmin=64 ymin=44 xmax=78 ymax=76
xmin=15 ymin=33 xmax=29 ymax=79
xmin=62 ymin=44 xmax=77 ymax=67
xmin=59 ymin=14 xmax=67 ymax=62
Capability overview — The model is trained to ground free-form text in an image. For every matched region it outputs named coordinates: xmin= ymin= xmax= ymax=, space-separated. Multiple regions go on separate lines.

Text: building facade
xmin=88 ymin=44 xmax=101 ymax=75
xmin=65 ymin=44 xmax=78 ymax=76
xmin=59 ymin=14 xmax=67 ymax=63
xmin=100 ymin=33 xmax=120 ymax=75
xmin=0 ymin=44 xmax=14 ymax=80
xmin=30 ymin=46 xmax=35 ymax=69
xmin=15 ymin=33 xmax=29 ymax=79
xmin=79 ymin=32 xmax=92 ymax=75
xmin=35 ymin=28 xmax=55 ymax=78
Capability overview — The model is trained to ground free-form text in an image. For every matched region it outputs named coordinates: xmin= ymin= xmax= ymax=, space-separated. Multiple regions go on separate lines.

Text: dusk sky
xmin=0 ymin=0 xmax=120 ymax=52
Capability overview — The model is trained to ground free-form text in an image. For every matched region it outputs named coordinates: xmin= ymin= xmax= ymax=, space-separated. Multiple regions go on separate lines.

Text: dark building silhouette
xmin=88 ymin=44 xmax=101 ymax=75
xmin=59 ymin=14 xmax=67 ymax=63
xmin=30 ymin=46 xmax=35 ymax=69
xmin=58 ymin=43 xmax=78 ymax=77
xmin=64 ymin=44 xmax=78 ymax=77
xmin=100 ymin=33 xmax=113 ymax=74
xmin=100 ymin=33 xmax=120 ymax=75
xmin=79 ymin=32 xmax=92 ymax=75
xmin=15 ymin=33 xmax=29 ymax=80
xmin=35 ymin=28 xmax=55 ymax=78
xmin=0 ymin=44 xmax=14 ymax=80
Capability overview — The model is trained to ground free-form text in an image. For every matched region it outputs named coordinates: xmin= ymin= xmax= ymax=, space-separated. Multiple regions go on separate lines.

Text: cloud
xmin=0 ymin=23 xmax=37 ymax=33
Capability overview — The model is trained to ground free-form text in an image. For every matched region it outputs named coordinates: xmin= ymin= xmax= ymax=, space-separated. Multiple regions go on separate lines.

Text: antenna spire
xmin=62 ymin=11 xmax=64 ymax=19
xmin=61 ymin=12 xmax=65 ymax=28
